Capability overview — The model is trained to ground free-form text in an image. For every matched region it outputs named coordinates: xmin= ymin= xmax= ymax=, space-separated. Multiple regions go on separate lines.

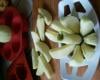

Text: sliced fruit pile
xmin=31 ymin=8 xmax=97 ymax=78
xmin=47 ymin=16 xmax=97 ymax=66
xmin=0 ymin=0 xmax=33 ymax=80
xmin=31 ymin=8 xmax=53 ymax=79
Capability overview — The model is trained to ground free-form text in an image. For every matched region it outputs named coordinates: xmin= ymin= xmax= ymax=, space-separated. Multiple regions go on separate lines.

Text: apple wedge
xmin=60 ymin=15 xmax=80 ymax=33
xmin=45 ymin=29 xmax=82 ymax=44
xmin=45 ymin=29 xmax=58 ymax=42
xmin=31 ymin=31 xmax=40 ymax=51
xmin=62 ymin=32 xmax=82 ymax=44
xmin=0 ymin=25 xmax=11 ymax=43
xmin=50 ymin=20 xmax=73 ymax=34
xmin=81 ymin=43 xmax=95 ymax=60
xmin=36 ymin=54 xmax=53 ymax=79
xmin=38 ymin=8 xmax=52 ymax=25
xmin=36 ymin=15 xmax=45 ymax=41
xmin=49 ymin=44 xmax=75 ymax=59
xmin=69 ymin=45 xmax=84 ymax=67
xmin=36 ymin=55 xmax=44 ymax=76
xmin=36 ymin=42 xmax=51 ymax=62
xmin=84 ymin=33 xmax=97 ymax=46
xmin=31 ymin=48 xmax=38 ymax=69
xmin=80 ymin=16 xmax=94 ymax=36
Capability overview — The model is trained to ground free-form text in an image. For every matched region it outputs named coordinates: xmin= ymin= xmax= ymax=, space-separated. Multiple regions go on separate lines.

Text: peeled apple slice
xmin=50 ymin=20 xmax=73 ymax=34
xmin=31 ymin=48 xmax=38 ymax=69
xmin=69 ymin=45 xmax=84 ymax=67
xmin=31 ymin=31 xmax=40 ymax=51
xmin=0 ymin=25 xmax=11 ymax=43
xmin=62 ymin=32 xmax=82 ymax=44
xmin=36 ymin=54 xmax=53 ymax=79
xmin=36 ymin=55 xmax=44 ymax=76
xmin=81 ymin=43 xmax=95 ymax=60
xmin=45 ymin=29 xmax=82 ymax=44
xmin=49 ymin=44 xmax=75 ymax=59
xmin=36 ymin=15 xmax=45 ymax=41
xmin=38 ymin=8 xmax=52 ymax=25
xmin=45 ymin=29 xmax=58 ymax=42
xmin=60 ymin=15 xmax=80 ymax=33
xmin=84 ymin=33 xmax=97 ymax=46
xmin=37 ymin=42 xmax=51 ymax=62
xmin=80 ymin=16 xmax=94 ymax=36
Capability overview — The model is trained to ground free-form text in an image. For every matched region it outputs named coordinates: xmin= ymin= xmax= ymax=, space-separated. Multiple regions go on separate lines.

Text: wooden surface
xmin=32 ymin=0 xmax=100 ymax=80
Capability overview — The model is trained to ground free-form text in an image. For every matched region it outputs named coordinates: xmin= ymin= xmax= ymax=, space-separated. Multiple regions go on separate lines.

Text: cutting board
xmin=32 ymin=0 xmax=100 ymax=80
